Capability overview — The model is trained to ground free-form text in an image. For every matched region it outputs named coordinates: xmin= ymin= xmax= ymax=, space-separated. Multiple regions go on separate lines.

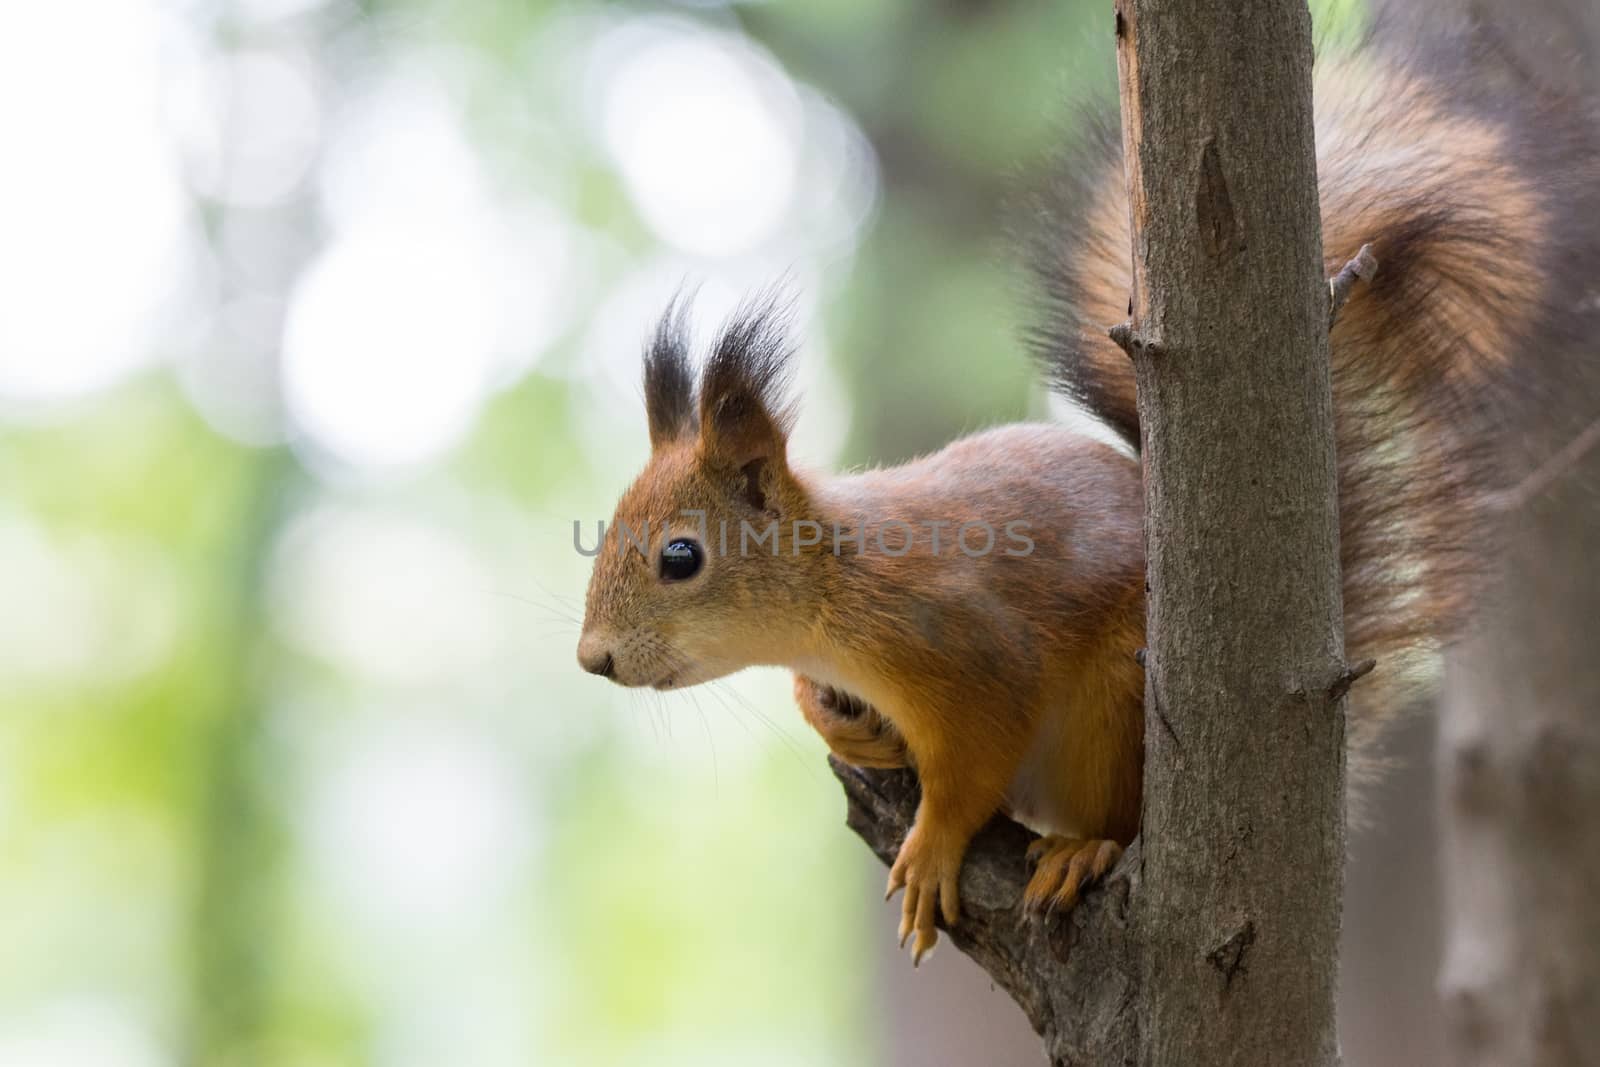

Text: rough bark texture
xmin=833 ymin=760 xmax=1141 ymax=1064
xmin=835 ymin=3 xmax=1348 ymax=1064
xmin=1115 ymin=1 xmax=1346 ymax=1063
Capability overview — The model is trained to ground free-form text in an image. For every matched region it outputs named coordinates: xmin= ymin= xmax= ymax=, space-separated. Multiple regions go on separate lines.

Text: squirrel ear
xmin=702 ymin=387 xmax=789 ymax=469
xmin=696 ymin=296 xmax=795 ymax=471
xmin=643 ymin=300 xmax=697 ymax=451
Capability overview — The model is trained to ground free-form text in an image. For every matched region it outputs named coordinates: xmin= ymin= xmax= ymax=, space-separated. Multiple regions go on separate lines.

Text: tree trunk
xmin=837 ymin=3 xmax=1350 ymax=1063
xmin=1114 ymin=1 xmax=1346 ymax=1063
xmin=1438 ymin=432 xmax=1600 ymax=1066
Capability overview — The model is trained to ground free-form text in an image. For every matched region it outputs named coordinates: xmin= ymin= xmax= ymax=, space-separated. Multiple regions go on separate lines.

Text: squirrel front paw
xmin=792 ymin=675 xmax=910 ymax=769
xmin=885 ymin=820 xmax=966 ymax=965
xmin=1022 ymin=835 xmax=1122 ymax=915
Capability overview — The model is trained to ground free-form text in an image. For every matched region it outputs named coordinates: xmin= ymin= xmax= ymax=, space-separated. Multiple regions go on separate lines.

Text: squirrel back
xmin=1027 ymin=44 xmax=1600 ymax=779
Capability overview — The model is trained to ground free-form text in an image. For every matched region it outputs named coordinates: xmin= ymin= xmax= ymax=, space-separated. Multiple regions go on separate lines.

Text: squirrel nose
xmin=577 ymin=638 xmax=617 ymax=680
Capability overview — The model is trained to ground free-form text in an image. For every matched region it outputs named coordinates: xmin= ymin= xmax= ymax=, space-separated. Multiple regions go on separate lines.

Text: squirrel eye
xmin=660 ymin=538 xmax=704 ymax=582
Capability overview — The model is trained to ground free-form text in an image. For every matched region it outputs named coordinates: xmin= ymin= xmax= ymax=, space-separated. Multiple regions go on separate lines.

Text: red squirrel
xmin=577 ymin=49 xmax=1599 ymax=963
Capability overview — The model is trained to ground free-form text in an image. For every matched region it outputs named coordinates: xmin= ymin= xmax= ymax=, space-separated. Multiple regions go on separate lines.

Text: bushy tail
xmin=1026 ymin=44 xmax=1600 ymax=776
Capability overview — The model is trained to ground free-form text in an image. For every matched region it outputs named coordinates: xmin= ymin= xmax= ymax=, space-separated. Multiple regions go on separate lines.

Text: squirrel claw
xmin=888 ymin=823 xmax=964 ymax=965
xmin=901 ymin=876 xmax=941 ymax=964
xmin=1022 ymin=836 xmax=1122 ymax=916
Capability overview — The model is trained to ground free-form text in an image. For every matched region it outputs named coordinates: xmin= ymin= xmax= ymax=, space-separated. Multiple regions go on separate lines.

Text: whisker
xmin=525 ymin=623 xmax=581 ymax=641
xmin=528 ymin=575 xmax=585 ymax=612
xmin=652 ymin=690 xmax=669 ymax=742
xmin=700 ymin=679 xmax=760 ymax=744
xmin=685 ymin=688 xmax=720 ymax=796
xmin=706 ymin=678 xmax=813 ymax=774
xmin=655 ymin=688 xmax=675 ymax=742
xmin=631 ymin=690 xmax=663 ymax=745
xmin=485 ymin=588 xmax=584 ymax=627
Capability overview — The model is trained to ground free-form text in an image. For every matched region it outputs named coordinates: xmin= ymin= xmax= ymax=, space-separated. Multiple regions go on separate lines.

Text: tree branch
xmin=1490 ymin=412 xmax=1600 ymax=512
xmin=831 ymin=758 xmax=1142 ymax=1066
xmin=1327 ymin=243 xmax=1378 ymax=327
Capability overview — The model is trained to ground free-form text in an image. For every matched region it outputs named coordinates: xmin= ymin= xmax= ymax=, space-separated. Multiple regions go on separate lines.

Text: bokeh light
xmin=0 ymin=5 xmax=194 ymax=407
xmin=596 ymin=21 xmax=802 ymax=257
xmin=269 ymin=504 xmax=507 ymax=684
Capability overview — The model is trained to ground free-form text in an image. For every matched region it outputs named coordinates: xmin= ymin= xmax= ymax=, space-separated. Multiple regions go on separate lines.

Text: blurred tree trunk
xmin=1373 ymin=0 xmax=1600 ymax=1063
xmin=1439 ymin=438 xmax=1600 ymax=1066
xmin=187 ymin=455 xmax=295 ymax=1067
xmin=1433 ymin=96 xmax=1600 ymax=1067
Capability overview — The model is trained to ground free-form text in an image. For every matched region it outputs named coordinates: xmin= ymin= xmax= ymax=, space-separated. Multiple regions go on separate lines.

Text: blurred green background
xmin=0 ymin=1 xmax=1375 ymax=1065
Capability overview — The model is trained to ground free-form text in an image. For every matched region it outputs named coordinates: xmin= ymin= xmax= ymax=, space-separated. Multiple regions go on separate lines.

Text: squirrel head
xmin=578 ymin=297 xmax=815 ymax=689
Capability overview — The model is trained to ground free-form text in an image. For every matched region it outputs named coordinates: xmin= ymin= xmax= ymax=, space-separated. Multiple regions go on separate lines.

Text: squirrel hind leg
xmin=792 ymin=675 xmax=910 ymax=769
xmin=1022 ymin=835 xmax=1123 ymax=916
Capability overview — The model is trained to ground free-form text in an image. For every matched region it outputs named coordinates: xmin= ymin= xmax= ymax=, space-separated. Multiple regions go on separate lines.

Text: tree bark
xmin=832 ymin=761 xmax=1141 ymax=1064
xmin=836 ymin=3 xmax=1349 ymax=1063
xmin=1115 ymin=1 xmax=1346 ymax=1063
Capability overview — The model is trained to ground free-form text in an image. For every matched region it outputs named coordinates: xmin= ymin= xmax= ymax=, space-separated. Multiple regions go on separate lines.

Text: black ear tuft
xmin=643 ymin=296 xmax=697 ymax=450
xmin=697 ymin=291 xmax=797 ymax=466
